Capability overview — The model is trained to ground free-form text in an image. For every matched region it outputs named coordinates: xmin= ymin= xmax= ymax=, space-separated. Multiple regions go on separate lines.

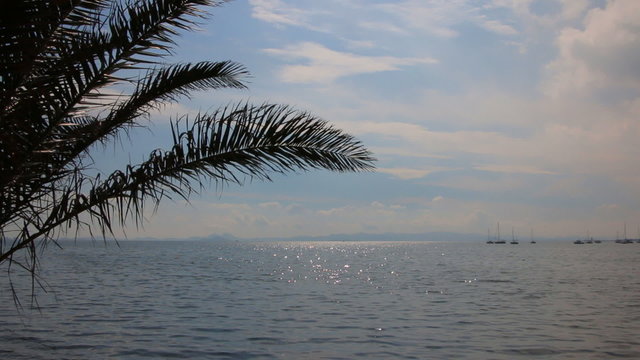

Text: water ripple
xmin=1 ymin=240 xmax=638 ymax=359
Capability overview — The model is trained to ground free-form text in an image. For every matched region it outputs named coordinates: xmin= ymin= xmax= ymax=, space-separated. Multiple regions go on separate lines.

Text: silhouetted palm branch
xmin=0 ymin=0 xmax=375 ymax=302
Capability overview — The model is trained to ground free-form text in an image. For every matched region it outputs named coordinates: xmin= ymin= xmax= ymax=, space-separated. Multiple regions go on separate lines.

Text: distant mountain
xmin=63 ymin=231 xmax=575 ymax=243
xmin=197 ymin=233 xmax=239 ymax=242
xmin=200 ymin=231 xmax=485 ymax=243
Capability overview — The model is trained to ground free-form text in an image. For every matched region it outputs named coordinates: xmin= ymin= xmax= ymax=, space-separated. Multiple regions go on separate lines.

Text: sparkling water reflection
xmin=1 ymin=240 xmax=639 ymax=359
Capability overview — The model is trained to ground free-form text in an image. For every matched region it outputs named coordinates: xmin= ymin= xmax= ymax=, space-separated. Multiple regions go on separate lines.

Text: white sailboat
xmin=510 ymin=227 xmax=519 ymax=244
xmin=624 ymin=223 xmax=634 ymax=244
xmin=495 ymin=222 xmax=505 ymax=244
xmin=486 ymin=228 xmax=494 ymax=244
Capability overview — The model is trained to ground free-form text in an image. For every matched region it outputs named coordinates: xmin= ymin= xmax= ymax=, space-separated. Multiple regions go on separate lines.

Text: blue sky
xmin=103 ymin=0 xmax=640 ymax=240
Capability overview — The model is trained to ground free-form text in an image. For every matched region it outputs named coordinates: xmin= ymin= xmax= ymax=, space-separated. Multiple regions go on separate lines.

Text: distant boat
xmin=624 ymin=224 xmax=631 ymax=243
xmin=494 ymin=222 xmax=506 ymax=244
xmin=510 ymin=227 xmax=519 ymax=244
xmin=621 ymin=223 xmax=634 ymax=244
xmin=486 ymin=228 xmax=494 ymax=244
xmin=615 ymin=230 xmax=623 ymax=243
xmin=574 ymin=230 xmax=586 ymax=244
xmin=584 ymin=230 xmax=593 ymax=244
xmin=530 ymin=229 xmax=536 ymax=244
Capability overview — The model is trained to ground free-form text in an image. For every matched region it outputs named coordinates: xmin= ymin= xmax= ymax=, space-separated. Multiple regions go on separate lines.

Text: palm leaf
xmin=0 ymin=103 xmax=374 ymax=264
xmin=0 ymin=0 xmax=376 ymax=303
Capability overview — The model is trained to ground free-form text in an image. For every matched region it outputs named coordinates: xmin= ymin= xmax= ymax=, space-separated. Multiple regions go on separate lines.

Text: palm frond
xmin=0 ymin=0 xmax=376 ymax=301
xmin=0 ymin=1 xmax=239 ymax=216
xmin=104 ymin=60 xmax=249 ymax=129
xmin=0 ymin=1 xmax=108 ymax=109
xmin=105 ymin=0 xmax=221 ymax=64
xmin=0 ymin=103 xmax=374 ymax=260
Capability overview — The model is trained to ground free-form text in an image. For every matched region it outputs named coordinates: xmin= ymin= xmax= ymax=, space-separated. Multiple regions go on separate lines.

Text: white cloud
xmin=263 ymin=42 xmax=437 ymax=83
xmin=357 ymin=20 xmax=408 ymax=35
xmin=345 ymin=120 xmax=523 ymax=159
xmin=371 ymin=201 xmax=385 ymax=208
xmin=341 ymin=38 xmax=376 ymax=49
xmin=249 ymin=0 xmax=325 ymax=30
xmin=473 ymin=164 xmax=556 ymax=175
xmin=330 ymin=82 xmax=640 ymax=187
xmin=544 ymin=0 xmax=640 ymax=99
xmin=258 ymin=201 xmax=282 ymax=208
xmin=377 ymin=166 xmax=453 ymax=180
xmin=431 ymin=196 xmax=444 ymax=203
xmin=490 ymin=0 xmax=590 ymax=24
xmin=559 ymin=0 xmax=591 ymax=22
xmin=250 ymin=0 xmax=526 ymax=42
xmin=118 ymin=181 xmax=640 ymax=240
xmin=430 ymin=174 xmax=529 ymax=193
xmin=478 ymin=18 xmax=519 ymax=36
xmin=163 ymin=0 xmax=640 ymax=240
xmin=372 ymin=0 xmax=469 ymax=38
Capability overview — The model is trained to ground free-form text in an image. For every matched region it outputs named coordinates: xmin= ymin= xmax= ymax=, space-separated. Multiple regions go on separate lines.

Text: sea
xmin=0 ymin=240 xmax=639 ymax=359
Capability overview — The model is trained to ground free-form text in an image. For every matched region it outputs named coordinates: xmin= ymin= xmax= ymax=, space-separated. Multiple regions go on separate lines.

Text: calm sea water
xmin=1 ymin=240 xmax=639 ymax=359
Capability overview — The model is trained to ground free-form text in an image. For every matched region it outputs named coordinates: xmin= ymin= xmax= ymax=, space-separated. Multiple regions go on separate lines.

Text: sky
xmin=100 ymin=0 xmax=640 ymax=240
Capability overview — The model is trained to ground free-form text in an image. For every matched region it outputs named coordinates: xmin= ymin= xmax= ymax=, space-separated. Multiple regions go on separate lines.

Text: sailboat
xmin=623 ymin=223 xmax=634 ymax=244
xmin=510 ymin=227 xmax=519 ymax=244
xmin=494 ymin=222 xmax=506 ymax=244
xmin=615 ymin=230 xmax=623 ymax=244
xmin=530 ymin=229 xmax=536 ymax=244
xmin=486 ymin=228 xmax=494 ymax=244
xmin=584 ymin=231 xmax=593 ymax=244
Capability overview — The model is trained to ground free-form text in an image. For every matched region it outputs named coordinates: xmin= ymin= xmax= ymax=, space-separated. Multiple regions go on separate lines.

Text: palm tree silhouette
xmin=0 ymin=0 xmax=374 ymax=286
